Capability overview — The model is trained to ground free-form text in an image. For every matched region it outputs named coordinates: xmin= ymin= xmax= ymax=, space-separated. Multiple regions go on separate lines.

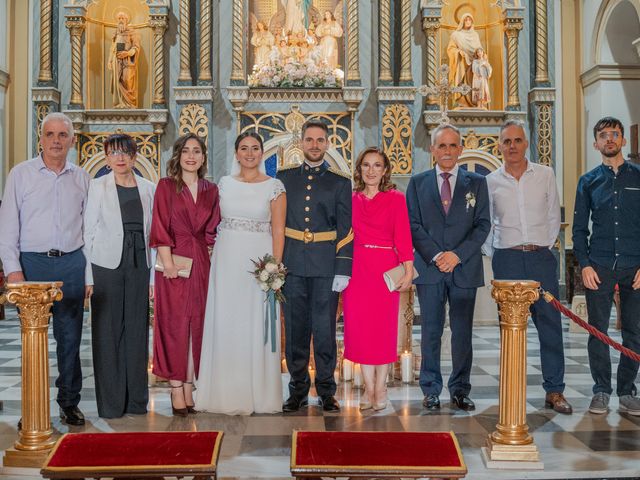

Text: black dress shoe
xmin=60 ymin=406 xmax=85 ymax=426
xmin=320 ymin=395 xmax=340 ymax=412
xmin=283 ymin=396 xmax=308 ymax=412
xmin=450 ymin=393 xmax=475 ymax=411
xmin=423 ymin=394 xmax=440 ymax=410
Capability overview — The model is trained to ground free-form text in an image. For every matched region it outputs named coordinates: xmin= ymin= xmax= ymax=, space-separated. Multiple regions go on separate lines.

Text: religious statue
xmin=447 ymin=13 xmax=484 ymax=108
xmin=108 ymin=11 xmax=140 ymax=109
xmin=251 ymin=21 xmax=276 ymax=68
xmin=471 ymin=47 xmax=492 ymax=109
xmin=315 ymin=10 xmax=343 ymax=70
xmin=284 ymin=0 xmax=308 ymax=36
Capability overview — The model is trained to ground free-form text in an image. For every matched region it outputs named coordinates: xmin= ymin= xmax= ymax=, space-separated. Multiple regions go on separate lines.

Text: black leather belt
xmin=39 ymin=249 xmax=68 ymax=257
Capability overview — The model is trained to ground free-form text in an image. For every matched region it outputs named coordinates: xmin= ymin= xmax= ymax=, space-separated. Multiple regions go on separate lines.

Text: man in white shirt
xmin=484 ymin=120 xmax=572 ymax=414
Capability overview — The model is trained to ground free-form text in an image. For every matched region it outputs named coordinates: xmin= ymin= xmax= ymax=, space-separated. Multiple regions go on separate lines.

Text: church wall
xmin=0 ymin=0 xmax=7 ymax=195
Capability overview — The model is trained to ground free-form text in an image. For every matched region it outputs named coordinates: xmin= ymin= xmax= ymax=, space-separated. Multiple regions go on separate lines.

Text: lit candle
xmin=342 ymin=359 xmax=353 ymax=381
xmin=353 ymin=363 xmax=363 ymax=388
xmin=401 ymin=351 xmax=413 ymax=383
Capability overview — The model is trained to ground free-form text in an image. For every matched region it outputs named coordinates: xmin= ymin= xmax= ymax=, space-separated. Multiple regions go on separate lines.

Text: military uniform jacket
xmin=277 ymin=161 xmax=353 ymax=277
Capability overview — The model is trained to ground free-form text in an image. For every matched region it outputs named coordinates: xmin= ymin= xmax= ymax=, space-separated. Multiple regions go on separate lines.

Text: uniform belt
xmin=508 ymin=244 xmax=543 ymax=252
xmin=285 ymin=227 xmax=337 ymax=244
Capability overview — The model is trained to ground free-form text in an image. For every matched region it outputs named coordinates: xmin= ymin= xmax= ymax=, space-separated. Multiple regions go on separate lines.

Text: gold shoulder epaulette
xmin=327 ymin=166 xmax=352 ymax=180
xmin=277 ymin=163 xmax=300 ymax=173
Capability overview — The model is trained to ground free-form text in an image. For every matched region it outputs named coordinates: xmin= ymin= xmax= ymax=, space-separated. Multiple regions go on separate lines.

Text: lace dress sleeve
xmin=270 ymin=178 xmax=286 ymax=201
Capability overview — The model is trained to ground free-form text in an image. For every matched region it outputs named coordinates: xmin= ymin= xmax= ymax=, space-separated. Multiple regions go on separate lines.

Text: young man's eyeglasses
xmin=597 ymin=131 xmax=621 ymax=141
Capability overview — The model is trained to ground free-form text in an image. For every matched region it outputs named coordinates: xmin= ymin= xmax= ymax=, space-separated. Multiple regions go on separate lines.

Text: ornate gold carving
xmin=149 ymin=16 xmax=168 ymax=105
xmin=199 ymin=0 xmax=212 ymax=82
xmin=403 ymin=287 xmax=415 ymax=353
xmin=535 ymin=0 xmax=549 ymax=84
xmin=35 ymin=104 xmax=50 ymax=152
xmin=504 ymin=19 xmax=523 ymax=109
xmin=178 ymin=0 xmax=192 ymax=82
xmin=379 ymin=0 xmax=392 ymax=83
xmin=463 ymin=130 xmax=501 ymax=158
xmin=536 ymin=103 xmax=552 ymax=167
xmin=231 ymin=0 xmax=245 ymax=83
xmin=486 ymin=280 xmax=540 ymax=460
xmin=399 ymin=0 xmax=412 ymax=83
xmin=38 ymin=0 xmax=53 ymax=82
xmin=381 ymin=104 xmax=412 ymax=175
xmin=422 ymin=17 xmax=440 ymax=105
xmin=346 ymin=0 xmax=360 ymax=83
xmin=65 ymin=16 xmax=86 ymax=106
xmin=178 ymin=104 xmax=209 ymax=141
xmin=3 ymin=282 xmax=63 ymax=459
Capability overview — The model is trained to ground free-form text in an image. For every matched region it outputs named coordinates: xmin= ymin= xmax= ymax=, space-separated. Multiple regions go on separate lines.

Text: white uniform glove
xmin=332 ymin=275 xmax=350 ymax=293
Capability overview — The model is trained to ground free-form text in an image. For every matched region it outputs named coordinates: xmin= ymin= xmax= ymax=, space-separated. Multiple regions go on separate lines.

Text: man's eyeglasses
xmin=106 ymin=150 xmax=134 ymax=158
xmin=597 ymin=131 xmax=621 ymax=141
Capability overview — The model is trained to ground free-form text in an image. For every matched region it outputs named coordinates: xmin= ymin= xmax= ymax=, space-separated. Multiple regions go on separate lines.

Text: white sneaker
xmin=619 ymin=395 xmax=640 ymax=416
xmin=588 ymin=392 xmax=610 ymax=414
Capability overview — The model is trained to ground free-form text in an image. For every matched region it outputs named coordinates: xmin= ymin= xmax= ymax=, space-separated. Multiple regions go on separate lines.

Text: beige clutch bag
xmin=154 ymin=254 xmax=193 ymax=279
xmin=383 ymin=264 xmax=419 ymax=292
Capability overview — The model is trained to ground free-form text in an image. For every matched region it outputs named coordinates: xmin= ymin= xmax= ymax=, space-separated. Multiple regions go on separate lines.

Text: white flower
xmin=265 ymin=262 xmax=278 ymax=274
xmin=272 ymin=278 xmax=284 ymax=290
xmin=259 ymin=270 xmax=270 ymax=282
xmin=465 ymin=192 xmax=476 ymax=211
xmin=259 ymin=282 xmax=270 ymax=292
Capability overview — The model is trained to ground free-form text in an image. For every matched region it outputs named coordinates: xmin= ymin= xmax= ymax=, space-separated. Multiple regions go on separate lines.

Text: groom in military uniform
xmin=278 ymin=119 xmax=353 ymax=412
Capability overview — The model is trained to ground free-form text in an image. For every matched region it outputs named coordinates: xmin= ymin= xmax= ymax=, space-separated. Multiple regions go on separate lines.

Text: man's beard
xmin=601 ymin=145 xmax=621 ymax=158
xmin=117 ymin=23 xmax=126 ymax=34
xmin=303 ymin=150 xmax=324 ymax=163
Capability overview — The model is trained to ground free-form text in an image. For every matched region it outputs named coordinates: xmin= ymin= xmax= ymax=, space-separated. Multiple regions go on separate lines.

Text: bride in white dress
xmin=196 ymin=132 xmax=286 ymax=414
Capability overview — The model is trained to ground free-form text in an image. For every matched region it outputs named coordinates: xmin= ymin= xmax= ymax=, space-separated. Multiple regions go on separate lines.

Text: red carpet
xmin=44 ymin=431 xmax=222 ymax=470
xmin=292 ymin=431 xmax=465 ymax=471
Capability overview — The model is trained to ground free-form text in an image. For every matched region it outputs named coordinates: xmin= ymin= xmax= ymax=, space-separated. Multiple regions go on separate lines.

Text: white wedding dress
xmin=196 ymin=175 xmax=285 ymax=414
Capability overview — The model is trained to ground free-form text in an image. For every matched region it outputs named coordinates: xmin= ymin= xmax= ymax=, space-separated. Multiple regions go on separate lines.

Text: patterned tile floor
xmin=0 ymin=306 xmax=639 ymax=479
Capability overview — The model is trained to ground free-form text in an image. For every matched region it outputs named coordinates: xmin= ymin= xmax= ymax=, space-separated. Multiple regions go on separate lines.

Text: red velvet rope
xmin=542 ymin=291 xmax=640 ymax=364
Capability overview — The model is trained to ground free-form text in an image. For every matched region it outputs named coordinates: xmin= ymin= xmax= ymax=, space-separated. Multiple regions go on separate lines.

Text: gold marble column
xmin=399 ymin=0 xmax=412 ymax=84
xmin=1 ymin=282 xmax=63 ymax=468
xmin=199 ymin=0 xmax=213 ymax=82
xmin=38 ymin=0 xmax=53 ymax=82
xmin=535 ymin=0 xmax=549 ymax=84
xmin=230 ymin=0 xmax=245 ymax=84
xmin=504 ymin=18 xmax=523 ymax=110
xmin=346 ymin=0 xmax=360 ymax=84
xmin=178 ymin=0 xmax=192 ymax=83
xmin=65 ymin=16 xmax=85 ymax=107
xmin=421 ymin=17 xmax=440 ymax=106
xmin=485 ymin=280 xmax=540 ymax=463
xmin=150 ymin=15 xmax=168 ymax=106
xmin=379 ymin=0 xmax=392 ymax=83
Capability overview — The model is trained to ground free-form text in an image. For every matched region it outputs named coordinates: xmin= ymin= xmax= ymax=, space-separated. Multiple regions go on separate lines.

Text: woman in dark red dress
xmin=150 ymin=133 xmax=220 ymax=416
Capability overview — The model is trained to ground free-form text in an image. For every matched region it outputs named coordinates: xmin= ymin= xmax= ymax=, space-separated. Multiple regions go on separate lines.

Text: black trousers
xmin=91 ymin=231 xmax=149 ymax=418
xmin=282 ymin=275 xmax=338 ymax=398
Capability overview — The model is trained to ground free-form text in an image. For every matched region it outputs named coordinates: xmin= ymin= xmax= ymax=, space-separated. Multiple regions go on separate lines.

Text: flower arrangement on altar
xmin=249 ymin=57 xmax=344 ymax=88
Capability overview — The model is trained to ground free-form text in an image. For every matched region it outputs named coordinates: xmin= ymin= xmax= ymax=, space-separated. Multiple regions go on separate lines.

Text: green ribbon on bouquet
xmin=264 ymin=290 xmax=277 ymax=353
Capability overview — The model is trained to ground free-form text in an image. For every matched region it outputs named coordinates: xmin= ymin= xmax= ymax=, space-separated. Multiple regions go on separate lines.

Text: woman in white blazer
xmin=83 ymin=133 xmax=156 ymax=418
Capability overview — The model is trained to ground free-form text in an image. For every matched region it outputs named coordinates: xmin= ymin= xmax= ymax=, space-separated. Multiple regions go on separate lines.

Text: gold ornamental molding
xmin=504 ymin=17 xmax=523 ymax=109
xmin=534 ymin=0 xmax=549 ymax=84
xmin=382 ymin=104 xmax=412 ymax=175
xmin=38 ymin=0 xmax=53 ymax=82
xmin=482 ymin=280 xmax=543 ymax=469
xmin=422 ymin=110 xmax=527 ymax=130
xmin=230 ymin=0 xmax=245 ymax=84
xmin=178 ymin=104 xmax=209 ymax=141
xmin=377 ymin=86 xmax=417 ymax=103
xmin=379 ymin=0 xmax=393 ymax=83
xmin=31 ymin=87 xmax=61 ymax=104
xmin=399 ymin=0 xmax=413 ymax=84
xmin=199 ymin=0 xmax=213 ymax=82
xmin=35 ymin=104 xmax=50 ymax=152
xmin=149 ymin=15 xmax=168 ymax=105
xmin=535 ymin=104 xmax=553 ymax=167
xmin=1 ymin=282 xmax=63 ymax=468
xmin=421 ymin=17 xmax=440 ymax=105
xmin=65 ymin=15 xmax=86 ymax=107
xmin=62 ymin=109 xmax=169 ymax=135
xmin=346 ymin=0 xmax=361 ymax=84
xmin=173 ymin=86 xmax=215 ymax=102
xmin=248 ymin=89 xmax=343 ymax=103
xmin=178 ymin=0 xmax=192 ymax=83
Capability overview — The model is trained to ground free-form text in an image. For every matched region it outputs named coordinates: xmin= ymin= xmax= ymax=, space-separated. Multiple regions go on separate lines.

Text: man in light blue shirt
xmin=0 ymin=112 xmax=89 ymax=426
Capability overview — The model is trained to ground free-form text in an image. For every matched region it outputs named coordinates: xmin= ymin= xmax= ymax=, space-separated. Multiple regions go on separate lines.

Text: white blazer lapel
xmin=105 ymin=172 xmax=124 ymax=233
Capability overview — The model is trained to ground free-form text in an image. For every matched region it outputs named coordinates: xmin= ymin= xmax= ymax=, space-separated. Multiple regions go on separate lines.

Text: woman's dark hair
xmin=166 ymin=133 xmax=208 ymax=192
xmin=234 ymin=131 xmax=264 ymax=152
xmin=353 ymin=146 xmax=395 ymax=192
xmin=593 ymin=116 xmax=624 ymax=139
xmin=103 ymin=133 xmax=137 ymax=157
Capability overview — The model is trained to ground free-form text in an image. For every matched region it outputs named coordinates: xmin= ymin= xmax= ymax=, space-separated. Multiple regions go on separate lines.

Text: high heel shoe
xmin=171 ymin=385 xmax=188 ymax=417
xmin=183 ymin=382 xmax=198 ymax=414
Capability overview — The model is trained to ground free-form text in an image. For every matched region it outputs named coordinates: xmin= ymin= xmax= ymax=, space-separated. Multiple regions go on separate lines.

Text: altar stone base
xmin=481 ymin=440 xmax=543 ymax=470
xmin=3 ymin=448 xmax=52 ymax=469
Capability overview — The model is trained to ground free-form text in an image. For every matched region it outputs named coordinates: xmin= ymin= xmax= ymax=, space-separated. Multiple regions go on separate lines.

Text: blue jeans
xmin=20 ymin=250 xmax=85 ymax=408
xmin=585 ymin=263 xmax=640 ymax=396
xmin=492 ymin=248 xmax=566 ymax=393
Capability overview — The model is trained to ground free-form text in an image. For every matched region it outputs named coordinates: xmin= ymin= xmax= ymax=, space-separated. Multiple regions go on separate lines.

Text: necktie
xmin=441 ymin=172 xmax=452 ymax=214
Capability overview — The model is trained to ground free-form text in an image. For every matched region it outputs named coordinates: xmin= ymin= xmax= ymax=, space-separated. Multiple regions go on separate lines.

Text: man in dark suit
xmin=277 ymin=120 xmax=353 ymax=412
xmin=406 ymin=124 xmax=490 ymax=411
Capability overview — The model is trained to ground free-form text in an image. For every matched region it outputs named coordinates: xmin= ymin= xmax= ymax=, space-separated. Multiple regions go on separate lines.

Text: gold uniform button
xmin=306 ymin=185 xmax=312 ymax=190
xmin=305 ymin=196 xmax=310 ymax=201
xmin=304 ymin=206 xmax=310 ymax=212
xmin=304 ymin=217 xmax=310 ymax=222
xmin=314 ymin=167 xmax=320 ymax=172
xmin=305 ymin=165 xmax=310 ymax=171
xmin=308 ymin=175 xmax=313 ymax=180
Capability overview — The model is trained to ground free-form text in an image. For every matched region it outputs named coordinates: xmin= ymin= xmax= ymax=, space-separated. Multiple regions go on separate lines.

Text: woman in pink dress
xmin=150 ymin=133 xmax=221 ymax=416
xmin=343 ymin=147 xmax=414 ymax=410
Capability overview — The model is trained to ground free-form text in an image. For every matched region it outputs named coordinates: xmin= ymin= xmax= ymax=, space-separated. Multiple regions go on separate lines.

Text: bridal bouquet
xmin=251 ymin=254 xmax=287 ymax=353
